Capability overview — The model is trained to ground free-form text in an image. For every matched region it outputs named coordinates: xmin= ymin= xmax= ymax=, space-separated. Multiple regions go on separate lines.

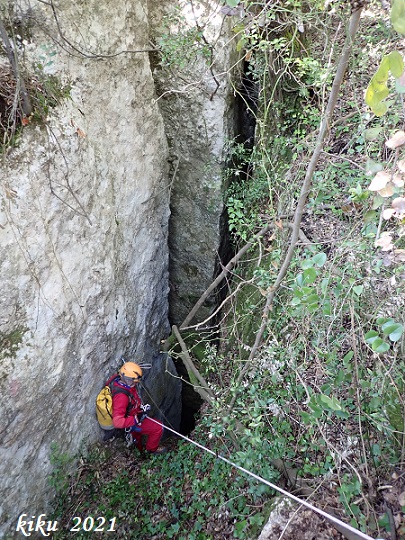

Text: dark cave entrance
xmin=173 ymin=356 xmax=204 ymax=435
xmin=169 ymin=60 xmax=258 ymax=437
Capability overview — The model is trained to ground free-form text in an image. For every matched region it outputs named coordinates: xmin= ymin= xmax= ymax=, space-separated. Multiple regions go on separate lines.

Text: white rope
xmin=147 ymin=417 xmax=380 ymax=540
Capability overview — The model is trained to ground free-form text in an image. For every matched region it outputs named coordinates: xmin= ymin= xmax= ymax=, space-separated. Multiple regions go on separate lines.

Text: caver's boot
xmin=147 ymin=446 xmax=168 ymax=455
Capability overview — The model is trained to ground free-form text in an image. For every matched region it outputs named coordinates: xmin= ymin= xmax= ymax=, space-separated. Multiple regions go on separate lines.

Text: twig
xmin=183 ymin=277 xmax=255 ymax=332
xmin=172 ymin=325 xmax=215 ymax=403
xmin=350 ymin=304 xmax=374 ymax=498
xmin=39 ymin=0 xmax=156 ymax=59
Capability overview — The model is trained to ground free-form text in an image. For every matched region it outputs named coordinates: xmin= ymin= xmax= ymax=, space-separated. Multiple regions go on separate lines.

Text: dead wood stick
xmin=179 ymin=222 xmax=311 ymax=332
xmin=172 ymin=325 xmax=215 ymax=403
xmin=180 ymin=224 xmax=273 ymax=330
xmin=172 ymin=325 xmax=242 ymax=448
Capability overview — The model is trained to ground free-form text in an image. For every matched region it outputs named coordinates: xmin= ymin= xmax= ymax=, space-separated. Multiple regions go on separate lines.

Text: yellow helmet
xmin=119 ymin=362 xmax=143 ymax=381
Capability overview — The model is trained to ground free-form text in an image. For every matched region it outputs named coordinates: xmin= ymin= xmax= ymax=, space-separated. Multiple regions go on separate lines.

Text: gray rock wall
xmin=148 ymin=0 xmax=237 ymax=325
xmin=0 ymin=0 xmax=237 ymax=536
xmin=0 ymin=0 xmax=180 ymax=535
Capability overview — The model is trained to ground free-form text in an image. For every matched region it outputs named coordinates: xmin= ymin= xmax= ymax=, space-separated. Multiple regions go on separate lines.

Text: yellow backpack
xmin=96 ymin=376 xmax=132 ymax=430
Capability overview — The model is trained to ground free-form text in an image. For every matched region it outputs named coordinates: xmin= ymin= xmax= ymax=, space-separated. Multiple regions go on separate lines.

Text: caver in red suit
xmin=109 ymin=362 xmax=167 ymax=454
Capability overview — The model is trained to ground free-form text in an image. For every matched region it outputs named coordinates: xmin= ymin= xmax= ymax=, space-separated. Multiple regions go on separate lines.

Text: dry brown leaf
xmin=394 ymin=249 xmax=405 ymax=261
xmin=382 ymin=208 xmax=396 ymax=220
xmin=76 ymin=127 xmax=86 ymax=138
xmin=392 ymin=173 xmax=405 ymax=187
xmin=375 ymin=232 xmax=394 ymax=251
xmin=5 ymin=186 xmax=17 ymax=200
xmin=397 ymin=159 xmax=405 ymax=172
xmin=368 ymin=171 xmax=390 ymax=191
xmin=386 ymin=130 xmax=405 ymax=149
xmin=392 ymin=197 xmax=405 ymax=214
xmin=377 ymin=183 xmax=395 ymax=197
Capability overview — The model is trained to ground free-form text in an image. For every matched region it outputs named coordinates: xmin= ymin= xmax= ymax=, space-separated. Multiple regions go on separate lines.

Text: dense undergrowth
xmin=51 ymin=1 xmax=405 ymax=539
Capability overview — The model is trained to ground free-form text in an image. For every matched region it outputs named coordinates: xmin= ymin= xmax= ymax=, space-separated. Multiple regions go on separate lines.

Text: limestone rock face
xmin=0 ymin=0 xmax=180 ymax=535
xmin=0 ymin=0 xmax=237 ymax=534
xmin=148 ymin=0 xmax=237 ymax=325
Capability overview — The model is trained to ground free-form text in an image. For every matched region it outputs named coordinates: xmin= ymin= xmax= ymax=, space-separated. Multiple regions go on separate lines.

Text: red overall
xmin=110 ymin=378 xmax=163 ymax=452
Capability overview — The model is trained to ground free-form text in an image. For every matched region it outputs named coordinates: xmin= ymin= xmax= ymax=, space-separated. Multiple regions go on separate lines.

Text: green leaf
xmin=371 ymin=100 xmax=389 ymax=117
xmin=365 ymin=158 xmax=383 ymax=174
xmin=379 ymin=99 xmax=395 ymax=115
xmin=363 ymin=210 xmax=378 ymax=223
xmin=226 ymin=0 xmax=240 ymax=6
xmin=395 ymin=77 xmax=405 ymax=93
xmin=312 ymin=252 xmax=327 ymax=267
xmin=381 ymin=322 xmax=399 ymax=335
xmin=364 ymin=128 xmax=382 ymax=141
xmin=388 ymin=51 xmax=404 ymax=77
xmin=372 ymin=194 xmax=384 ymax=209
xmin=321 ymin=278 xmax=329 ymax=294
xmin=296 ymin=273 xmax=304 ymax=287
xmin=372 ymin=443 xmax=381 ymax=457
xmin=365 ymin=82 xmax=389 ymax=108
xmin=236 ymin=37 xmax=246 ymax=52
xmin=370 ymin=396 xmax=382 ymax=409
xmin=371 ymin=338 xmax=390 ymax=353
xmin=322 ymin=298 xmax=332 ymax=316
xmin=302 ymin=286 xmax=313 ymax=295
xmin=382 ymin=322 xmax=404 ymax=342
xmin=335 ymin=370 xmax=345 ymax=385
xmin=299 ymin=411 xmax=313 ymax=424
xmin=232 ymin=23 xmax=245 ymax=34
xmin=335 ymin=410 xmax=350 ymax=419
xmin=308 ymin=404 xmax=323 ymax=418
xmin=305 ymin=293 xmax=319 ymax=304
xmin=319 ymin=394 xmax=344 ymax=411
xmin=301 ymin=259 xmax=313 ymax=269
xmin=303 ymin=267 xmax=317 ymax=284
xmin=392 ymin=0 xmax=405 ymax=34
xmin=293 ymin=289 xmax=304 ymax=299
xmin=365 ymin=330 xmax=379 ymax=344
xmin=353 ymin=285 xmax=363 ymax=296
xmin=343 ymin=351 xmax=354 ymax=364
